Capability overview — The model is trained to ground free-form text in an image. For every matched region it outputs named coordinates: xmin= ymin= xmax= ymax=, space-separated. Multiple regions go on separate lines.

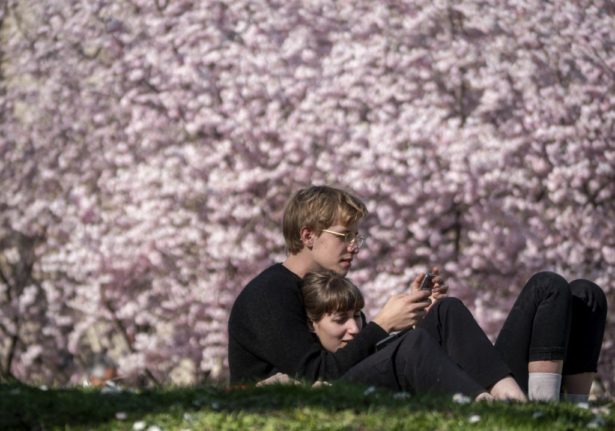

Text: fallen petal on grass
xmin=453 ymin=393 xmax=471 ymax=405
xmin=133 ymin=421 xmax=146 ymax=431
xmin=393 ymin=391 xmax=410 ymax=400
xmin=363 ymin=386 xmax=376 ymax=396
xmin=468 ymin=414 xmax=481 ymax=424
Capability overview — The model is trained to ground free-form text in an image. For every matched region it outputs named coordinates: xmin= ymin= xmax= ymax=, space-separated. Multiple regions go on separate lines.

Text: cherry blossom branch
xmin=101 ymin=291 xmax=161 ymax=387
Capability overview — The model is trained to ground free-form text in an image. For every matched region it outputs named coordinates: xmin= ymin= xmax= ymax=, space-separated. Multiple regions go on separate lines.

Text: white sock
xmin=528 ymin=372 xmax=562 ymax=401
xmin=562 ymin=393 xmax=589 ymax=404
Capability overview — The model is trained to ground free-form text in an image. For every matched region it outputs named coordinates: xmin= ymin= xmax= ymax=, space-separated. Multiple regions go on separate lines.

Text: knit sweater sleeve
xmin=228 ymin=264 xmax=388 ymax=383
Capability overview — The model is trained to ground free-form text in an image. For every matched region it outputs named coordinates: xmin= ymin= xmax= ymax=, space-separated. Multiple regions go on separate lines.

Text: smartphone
xmin=419 ymin=272 xmax=434 ymax=291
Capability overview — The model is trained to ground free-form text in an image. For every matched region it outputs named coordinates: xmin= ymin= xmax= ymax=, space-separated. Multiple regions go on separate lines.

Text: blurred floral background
xmin=1 ymin=0 xmax=613 ymax=394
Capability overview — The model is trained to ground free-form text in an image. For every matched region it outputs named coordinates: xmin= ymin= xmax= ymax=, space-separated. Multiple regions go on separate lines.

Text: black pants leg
xmin=340 ymin=327 xmax=485 ymax=397
xmin=418 ymin=297 xmax=512 ymax=389
xmin=563 ymin=279 xmax=607 ymax=375
xmin=494 ymin=272 xmax=607 ymax=392
xmin=341 ymin=297 xmax=511 ymax=397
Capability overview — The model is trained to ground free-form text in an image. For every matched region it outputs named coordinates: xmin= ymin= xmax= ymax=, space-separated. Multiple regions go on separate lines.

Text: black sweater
xmin=228 ymin=263 xmax=388 ymax=383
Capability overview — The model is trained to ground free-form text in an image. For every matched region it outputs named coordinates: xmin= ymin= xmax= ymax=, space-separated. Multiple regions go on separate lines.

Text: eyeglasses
xmin=321 ymin=229 xmax=366 ymax=248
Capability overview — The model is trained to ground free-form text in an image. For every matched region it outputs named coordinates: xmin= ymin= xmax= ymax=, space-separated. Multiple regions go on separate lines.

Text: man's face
xmin=310 ymin=221 xmax=361 ymax=276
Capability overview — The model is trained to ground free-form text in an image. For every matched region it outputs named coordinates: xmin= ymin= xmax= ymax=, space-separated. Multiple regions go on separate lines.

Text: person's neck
xmin=282 ymin=251 xmax=317 ymax=279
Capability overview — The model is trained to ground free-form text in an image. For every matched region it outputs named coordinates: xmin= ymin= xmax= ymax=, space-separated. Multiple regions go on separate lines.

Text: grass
xmin=1 ymin=382 xmax=613 ymax=430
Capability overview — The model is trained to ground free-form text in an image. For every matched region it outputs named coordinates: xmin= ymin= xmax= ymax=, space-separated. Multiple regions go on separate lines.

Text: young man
xmin=228 ymin=185 xmax=525 ymax=399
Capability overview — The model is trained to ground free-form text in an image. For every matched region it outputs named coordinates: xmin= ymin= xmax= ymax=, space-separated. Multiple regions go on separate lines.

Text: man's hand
xmin=255 ymin=372 xmax=300 ymax=386
xmin=256 ymin=373 xmax=330 ymax=389
xmin=372 ymin=289 xmax=432 ymax=333
xmin=410 ymin=267 xmax=449 ymax=312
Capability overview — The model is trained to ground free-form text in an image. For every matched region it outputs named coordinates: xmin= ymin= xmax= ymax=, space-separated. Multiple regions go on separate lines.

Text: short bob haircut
xmin=301 ymin=270 xmax=365 ymax=323
xmin=283 ymin=185 xmax=368 ymax=254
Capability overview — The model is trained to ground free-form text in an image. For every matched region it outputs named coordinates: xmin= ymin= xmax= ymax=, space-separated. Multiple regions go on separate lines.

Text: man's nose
xmin=347 ymin=242 xmax=359 ymax=253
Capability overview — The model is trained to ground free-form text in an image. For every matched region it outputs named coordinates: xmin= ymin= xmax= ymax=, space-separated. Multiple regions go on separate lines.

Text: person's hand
xmin=428 ymin=267 xmax=449 ymax=308
xmin=372 ymin=289 xmax=432 ymax=333
xmin=256 ymin=372 xmax=300 ymax=386
xmin=410 ymin=267 xmax=449 ymax=312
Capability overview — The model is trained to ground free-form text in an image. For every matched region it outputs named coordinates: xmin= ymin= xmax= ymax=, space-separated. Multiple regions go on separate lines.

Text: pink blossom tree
xmin=1 ymin=0 xmax=613 ymax=392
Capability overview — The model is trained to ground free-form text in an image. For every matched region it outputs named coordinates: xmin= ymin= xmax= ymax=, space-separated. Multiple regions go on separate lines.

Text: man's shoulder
xmin=229 ymin=263 xmax=303 ymax=329
xmin=235 ymin=263 xmax=301 ymax=302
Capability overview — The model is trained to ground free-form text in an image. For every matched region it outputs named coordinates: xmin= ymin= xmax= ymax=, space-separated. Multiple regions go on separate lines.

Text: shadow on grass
xmin=1 ymin=382 xmax=611 ymax=430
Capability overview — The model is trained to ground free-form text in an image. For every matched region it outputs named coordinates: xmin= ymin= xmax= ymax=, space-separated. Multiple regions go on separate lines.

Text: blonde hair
xmin=283 ymin=185 xmax=367 ymax=254
xmin=301 ymin=270 xmax=365 ymax=322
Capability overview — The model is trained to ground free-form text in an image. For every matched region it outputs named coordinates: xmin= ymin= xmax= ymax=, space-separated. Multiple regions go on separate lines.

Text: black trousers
xmin=494 ymin=271 xmax=607 ymax=393
xmin=341 ymin=297 xmax=510 ymax=397
xmin=340 ymin=272 xmax=607 ymax=396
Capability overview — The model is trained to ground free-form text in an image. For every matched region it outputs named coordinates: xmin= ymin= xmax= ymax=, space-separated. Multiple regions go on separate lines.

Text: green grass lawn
xmin=1 ymin=382 xmax=613 ymax=430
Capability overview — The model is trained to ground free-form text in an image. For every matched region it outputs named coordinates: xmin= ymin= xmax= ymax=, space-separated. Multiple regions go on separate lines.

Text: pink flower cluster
xmin=1 ymin=0 xmax=613 ymax=392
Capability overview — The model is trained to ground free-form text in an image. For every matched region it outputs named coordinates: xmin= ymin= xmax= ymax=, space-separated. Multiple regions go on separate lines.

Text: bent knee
xmin=431 ymin=296 xmax=465 ymax=313
xmin=525 ymin=271 xmax=571 ymax=300
xmin=528 ymin=271 xmax=569 ymax=290
xmin=569 ymin=279 xmax=608 ymax=314
xmin=428 ymin=297 xmax=472 ymax=321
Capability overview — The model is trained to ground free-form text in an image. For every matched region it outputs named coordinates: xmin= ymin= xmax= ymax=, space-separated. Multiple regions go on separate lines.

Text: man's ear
xmin=299 ymin=226 xmax=315 ymax=249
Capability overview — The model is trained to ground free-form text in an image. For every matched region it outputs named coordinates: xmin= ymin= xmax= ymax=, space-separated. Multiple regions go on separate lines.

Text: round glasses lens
xmin=347 ymin=234 xmax=365 ymax=248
